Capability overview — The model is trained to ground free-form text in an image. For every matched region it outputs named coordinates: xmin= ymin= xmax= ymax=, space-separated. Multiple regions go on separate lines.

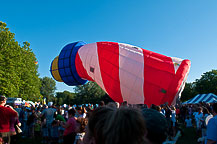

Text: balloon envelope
xmin=50 ymin=41 xmax=191 ymax=106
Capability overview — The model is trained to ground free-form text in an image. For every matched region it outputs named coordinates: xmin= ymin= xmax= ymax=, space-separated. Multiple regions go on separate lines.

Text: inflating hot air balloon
xmin=50 ymin=41 xmax=190 ymax=106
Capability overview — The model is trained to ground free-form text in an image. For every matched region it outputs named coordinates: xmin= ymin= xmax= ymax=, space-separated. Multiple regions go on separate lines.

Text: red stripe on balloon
xmin=75 ymin=53 xmax=94 ymax=81
xmin=166 ymin=59 xmax=191 ymax=105
xmin=143 ymin=49 xmax=175 ymax=107
xmin=97 ymin=42 xmax=123 ymax=103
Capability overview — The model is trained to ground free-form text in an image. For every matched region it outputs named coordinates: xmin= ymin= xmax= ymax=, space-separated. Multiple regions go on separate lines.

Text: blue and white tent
xmin=183 ymin=93 xmax=217 ymax=104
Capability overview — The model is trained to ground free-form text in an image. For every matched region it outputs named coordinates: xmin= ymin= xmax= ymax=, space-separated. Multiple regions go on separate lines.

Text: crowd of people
xmin=0 ymin=95 xmax=217 ymax=144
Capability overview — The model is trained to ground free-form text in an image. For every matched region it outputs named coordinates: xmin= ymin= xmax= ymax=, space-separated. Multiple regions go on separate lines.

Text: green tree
xmin=56 ymin=91 xmax=76 ymax=105
xmin=0 ymin=21 xmax=41 ymax=101
xmin=74 ymin=81 xmax=106 ymax=104
xmin=180 ymin=82 xmax=196 ymax=102
xmin=40 ymin=77 xmax=56 ymax=102
xmin=194 ymin=70 xmax=217 ymax=95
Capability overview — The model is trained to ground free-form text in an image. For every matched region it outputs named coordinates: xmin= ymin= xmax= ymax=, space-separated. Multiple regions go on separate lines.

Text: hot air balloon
xmin=50 ymin=41 xmax=190 ymax=106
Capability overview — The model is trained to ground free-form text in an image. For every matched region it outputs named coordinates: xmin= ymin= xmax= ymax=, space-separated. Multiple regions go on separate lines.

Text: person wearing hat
xmin=0 ymin=95 xmax=18 ymax=144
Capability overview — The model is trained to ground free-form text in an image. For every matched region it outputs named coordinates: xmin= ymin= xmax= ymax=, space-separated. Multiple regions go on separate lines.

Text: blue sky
xmin=1 ymin=0 xmax=217 ymax=92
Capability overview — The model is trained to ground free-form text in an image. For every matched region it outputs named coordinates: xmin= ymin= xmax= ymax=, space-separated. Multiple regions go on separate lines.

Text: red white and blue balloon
xmin=50 ymin=41 xmax=191 ymax=106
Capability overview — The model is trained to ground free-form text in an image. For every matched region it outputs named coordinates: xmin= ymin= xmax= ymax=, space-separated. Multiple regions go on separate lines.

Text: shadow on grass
xmin=16 ymin=135 xmax=43 ymax=144
xmin=177 ymin=127 xmax=198 ymax=144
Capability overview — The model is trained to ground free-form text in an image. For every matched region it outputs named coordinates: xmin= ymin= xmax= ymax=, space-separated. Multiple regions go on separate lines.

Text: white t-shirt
xmin=171 ymin=110 xmax=176 ymax=122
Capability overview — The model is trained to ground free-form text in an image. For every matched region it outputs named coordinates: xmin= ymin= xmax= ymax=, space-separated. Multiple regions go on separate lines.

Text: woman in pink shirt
xmin=61 ymin=109 xmax=77 ymax=144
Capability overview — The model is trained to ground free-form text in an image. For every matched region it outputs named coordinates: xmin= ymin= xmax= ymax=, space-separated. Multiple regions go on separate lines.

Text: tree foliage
xmin=40 ymin=77 xmax=56 ymax=102
xmin=194 ymin=70 xmax=217 ymax=95
xmin=56 ymin=91 xmax=76 ymax=106
xmin=0 ymin=21 xmax=41 ymax=101
xmin=73 ymin=81 xmax=106 ymax=104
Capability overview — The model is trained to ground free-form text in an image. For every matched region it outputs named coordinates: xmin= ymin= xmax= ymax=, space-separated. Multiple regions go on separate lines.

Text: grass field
xmin=16 ymin=127 xmax=198 ymax=144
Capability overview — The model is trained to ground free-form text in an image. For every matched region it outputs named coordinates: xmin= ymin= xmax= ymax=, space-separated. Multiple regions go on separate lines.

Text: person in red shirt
xmin=0 ymin=95 xmax=18 ymax=144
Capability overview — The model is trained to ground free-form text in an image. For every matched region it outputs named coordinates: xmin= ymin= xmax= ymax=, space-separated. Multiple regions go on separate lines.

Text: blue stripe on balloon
xmin=69 ymin=41 xmax=87 ymax=85
xmin=58 ymin=41 xmax=87 ymax=86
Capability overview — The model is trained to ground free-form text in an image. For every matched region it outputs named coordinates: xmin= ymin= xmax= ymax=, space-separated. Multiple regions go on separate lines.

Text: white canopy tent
xmin=183 ymin=93 xmax=217 ymax=104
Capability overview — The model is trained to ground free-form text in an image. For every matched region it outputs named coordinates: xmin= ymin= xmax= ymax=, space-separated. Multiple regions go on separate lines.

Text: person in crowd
xmin=155 ymin=105 xmax=164 ymax=115
xmin=194 ymin=107 xmax=203 ymax=136
xmin=41 ymin=103 xmax=56 ymax=143
xmin=175 ymin=105 xmax=180 ymax=120
xmin=14 ymin=105 xmax=22 ymax=118
xmin=83 ymin=106 xmax=148 ymax=144
xmin=20 ymin=107 xmax=28 ymax=136
xmin=75 ymin=106 xmax=86 ymax=118
xmin=106 ymin=102 xmax=118 ymax=109
xmin=34 ymin=118 xmax=41 ymax=140
xmin=61 ymin=109 xmax=77 ymax=144
xmin=115 ymin=102 xmax=120 ymax=108
xmin=99 ymin=101 xmax=105 ymax=107
xmin=10 ymin=115 xmax=21 ymax=144
xmin=74 ymin=117 xmax=88 ymax=144
xmin=121 ymin=101 xmax=128 ymax=107
xmin=0 ymin=95 xmax=18 ymax=144
xmin=51 ymin=120 xmax=59 ymax=144
xmin=180 ymin=105 xmax=188 ymax=123
xmin=55 ymin=109 xmax=66 ymax=144
xmin=142 ymin=108 xmax=168 ymax=144
xmin=27 ymin=108 xmax=38 ymax=138
xmin=171 ymin=106 xmax=177 ymax=137
xmin=164 ymin=104 xmax=172 ymax=138
xmin=185 ymin=115 xmax=193 ymax=128
xmin=206 ymin=103 xmax=217 ymax=144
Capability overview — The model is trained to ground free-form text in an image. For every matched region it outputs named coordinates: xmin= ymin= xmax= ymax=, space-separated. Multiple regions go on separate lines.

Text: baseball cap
xmin=0 ymin=95 xmax=6 ymax=102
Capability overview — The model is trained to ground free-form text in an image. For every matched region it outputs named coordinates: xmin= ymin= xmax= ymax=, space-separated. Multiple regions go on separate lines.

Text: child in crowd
xmin=185 ymin=116 xmax=193 ymax=128
xmin=51 ymin=120 xmax=59 ymax=144
xmin=34 ymin=119 xmax=41 ymax=139
xmin=55 ymin=109 xmax=66 ymax=144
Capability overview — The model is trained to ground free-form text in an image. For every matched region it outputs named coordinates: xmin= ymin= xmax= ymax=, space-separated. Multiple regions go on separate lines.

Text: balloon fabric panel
xmin=77 ymin=43 xmax=108 ymax=94
xmin=97 ymin=42 xmax=123 ymax=103
xmin=75 ymin=53 xmax=94 ymax=81
xmin=51 ymin=56 xmax=63 ymax=82
xmin=118 ymin=43 xmax=145 ymax=104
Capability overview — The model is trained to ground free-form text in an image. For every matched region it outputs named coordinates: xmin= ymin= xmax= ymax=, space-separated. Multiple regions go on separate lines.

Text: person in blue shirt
xmin=206 ymin=103 xmax=217 ymax=144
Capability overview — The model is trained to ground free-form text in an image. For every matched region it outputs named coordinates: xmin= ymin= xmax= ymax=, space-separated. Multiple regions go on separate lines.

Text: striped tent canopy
xmin=183 ymin=93 xmax=217 ymax=104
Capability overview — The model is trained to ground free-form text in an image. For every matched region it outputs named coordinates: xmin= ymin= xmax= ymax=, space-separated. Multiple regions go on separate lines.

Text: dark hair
xmin=88 ymin=106 xmax=148 ymax=144
xmin=88 ymin=106 xmax=114 ymax=142
xmin=142 ymin=108 xmax=168 ymax=144
xmin=203 ymin=107 xmax=210 ymax=114
xmin=76 ymin=106 xmax=82 ymax=111
xmin=213 ymin=103 xmax=217 ymax=113
xmin=99 ymin=101 xmax=105 ymax=106
xmin=76 ymin=117 xmax=88 ymax=133
xmin=0 ymin=95 xmax=6 ymax=102
xmin=68 ymin=109 xmax=76 ymax=116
